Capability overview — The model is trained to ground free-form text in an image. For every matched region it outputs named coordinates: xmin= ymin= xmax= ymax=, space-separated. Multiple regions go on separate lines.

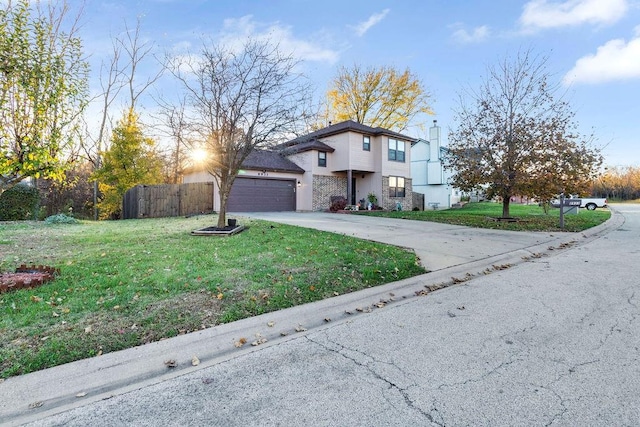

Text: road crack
xmin=305 ymin=335 xmax=437 ymax=424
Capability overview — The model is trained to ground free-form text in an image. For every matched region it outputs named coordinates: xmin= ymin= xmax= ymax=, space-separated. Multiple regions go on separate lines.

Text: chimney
xmin=429 ymin=120 xmax=441 ymax=161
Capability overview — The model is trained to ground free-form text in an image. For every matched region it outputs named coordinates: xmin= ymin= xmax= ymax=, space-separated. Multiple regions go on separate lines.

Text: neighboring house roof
xmin=240 ymin=149 xmax=305 ymax=174
xmin=278 ymin=120 xmax=418 ymax=149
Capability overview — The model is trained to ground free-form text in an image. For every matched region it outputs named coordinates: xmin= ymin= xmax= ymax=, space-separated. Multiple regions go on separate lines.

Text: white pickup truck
xmin=577 ymin=197 xmax=608 ymax=210
xmin=551 ymin=196 xmax=608 ymax=210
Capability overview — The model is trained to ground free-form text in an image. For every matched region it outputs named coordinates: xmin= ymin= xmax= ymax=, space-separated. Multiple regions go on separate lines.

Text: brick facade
xmin=312 ymin=175 xmax=347 ymax=211
xmin=382 ymin=176 xmax=413 ymax=211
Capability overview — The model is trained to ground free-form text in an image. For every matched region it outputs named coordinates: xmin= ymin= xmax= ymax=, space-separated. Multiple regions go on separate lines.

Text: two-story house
xmin=411 ymin=121 xmax=460 ymax=209
xmin=182 ymin=120 xmax=416 ymax=212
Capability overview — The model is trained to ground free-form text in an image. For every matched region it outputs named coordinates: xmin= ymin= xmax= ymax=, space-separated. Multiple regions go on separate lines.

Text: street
xmin=16 ymin=205 xmax=640 ymax=426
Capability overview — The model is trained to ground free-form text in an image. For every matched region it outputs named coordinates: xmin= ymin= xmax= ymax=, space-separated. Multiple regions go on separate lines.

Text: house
xmin=182 ymin=120 xmax=417 ymax=212
xmin=410 ymin=121 xmax=461 ymax=209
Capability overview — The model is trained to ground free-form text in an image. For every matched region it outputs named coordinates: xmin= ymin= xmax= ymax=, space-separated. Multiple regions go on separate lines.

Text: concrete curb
xmin=1 ymin=210 xmax=623 ymax=426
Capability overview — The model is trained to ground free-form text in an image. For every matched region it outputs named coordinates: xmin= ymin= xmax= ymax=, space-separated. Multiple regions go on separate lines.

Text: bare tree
xmin=82 ymin=17 xmax=163 ymax=219
xmin=165 ymin=38 xmax=312 ymax=228
xmin=446 ymin=49 xmax=602 ymax=218
xmin=154 ymin=95 xmax=191 ymax=183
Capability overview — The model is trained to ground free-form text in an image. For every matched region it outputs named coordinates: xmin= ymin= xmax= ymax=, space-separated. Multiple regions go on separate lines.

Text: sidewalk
xmin=1 ymin=211 xmax=623 ymax=426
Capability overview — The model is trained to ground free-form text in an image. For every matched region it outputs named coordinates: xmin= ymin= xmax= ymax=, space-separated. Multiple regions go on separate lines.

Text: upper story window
xmin=318 ymin=151 xmax=327 ymax=167
xmin=363 ymin=136 xmax=370 ymax=151
xmin=388 ymin=139 xmax=405 ymax=162
xmin=389 ymin=176 xmax=406 ymax=198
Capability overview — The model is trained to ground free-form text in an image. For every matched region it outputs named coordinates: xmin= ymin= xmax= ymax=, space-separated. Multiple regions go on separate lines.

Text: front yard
xmin=0 ymin=215 xmax=425 ymax=378
xmin=363 ymin=202 xmax=611 ymax=232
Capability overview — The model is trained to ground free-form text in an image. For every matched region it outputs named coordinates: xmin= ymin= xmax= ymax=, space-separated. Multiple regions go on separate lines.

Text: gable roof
xmin=241 ymin=149 xmax=305 ymax=174
xmin=278 ymin=120 xmax=418 ymax=149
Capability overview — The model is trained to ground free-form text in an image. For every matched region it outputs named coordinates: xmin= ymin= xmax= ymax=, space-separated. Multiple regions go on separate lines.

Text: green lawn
xmin=0 ymin=215 xmax=425 ymax=378
xmin=363 ymin=202 xmax=611 ymax=232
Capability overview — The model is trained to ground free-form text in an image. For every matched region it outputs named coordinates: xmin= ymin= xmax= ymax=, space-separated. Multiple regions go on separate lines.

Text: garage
xmin=227 ymin=177 xmax=296 ymax=212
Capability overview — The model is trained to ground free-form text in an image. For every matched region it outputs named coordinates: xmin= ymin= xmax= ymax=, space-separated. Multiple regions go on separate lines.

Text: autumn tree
xmin=0 ymin=0 xmax=89 ymax=192
xmin=446 ymin=50 xmax=602 ymax=218
xmin=165 ymin=38 xmax=312 ymax=228
xmin=93 ymin=109 xmax=163 ymax=219
xmin=326 ymin=64 xmax=433 ymax=132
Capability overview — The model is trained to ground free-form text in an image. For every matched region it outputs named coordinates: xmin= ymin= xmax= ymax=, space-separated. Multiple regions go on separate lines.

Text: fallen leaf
xmin=28 ymin=401 xmax=44 ymax=409
xmin=216 ymin=293 xmax=224 ymax=300
xmin=234 ymin=337 xmax=248 ymax=348
xmin=280 ymin=332 xmax=288 ymax=336
xmin=251 ymin=338 xmax=268 ymax=346
xmin=84 ymin=326 xmax=92 ymax=334
xmin=52 ymin=312 xmax=59 ymax=317
xmin=295 ymin=325 xmax=307 ymax=332
xmin=75 ymin=392 xmax=87 ymax=398
xmin=324 ymin=318 xmax=331 ymax=322
xmin=191 ymin=356 xmax=200 ymax=366
xmin=164 ymin=359 xmax=177 ymax=368
xmin=30 ymin=295 xmax=42 ymax=303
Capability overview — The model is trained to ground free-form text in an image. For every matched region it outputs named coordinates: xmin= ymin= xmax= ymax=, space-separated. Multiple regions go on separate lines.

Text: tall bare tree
xmin=326 ymin=64 xmax=433 ymax=132
xmin=154 ymin=95 xmax=191 ymax=184
xmin=446 ymin=50 xmax=602 ymax=218
xmin=166 ymin=38 xmax=312 ymax=228
xmin=0 ymin=0 xmax=89 ymax=192
xmin=83 ymin=17 xmax=163 ymax=219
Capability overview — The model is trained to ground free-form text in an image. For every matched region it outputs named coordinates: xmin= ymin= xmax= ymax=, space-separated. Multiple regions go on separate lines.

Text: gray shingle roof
xmin=241 ymin=149 xmax=305 ymax=174
xmin=278 ymin=139 xmax=335 ymax=155
xmin=278 ymin=120 xmax=417 ymax=149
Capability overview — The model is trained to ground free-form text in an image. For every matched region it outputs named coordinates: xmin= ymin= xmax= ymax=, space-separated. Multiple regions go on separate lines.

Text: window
xmin=388 ymin=139 xmax=405 ymax=162
xmin=389 ymin=176 xmax=405 ymax=198
xmin=318 ymin=151 xmax=327 ymax=167
xmin=363 ymin=136 xmax=370 ymax=151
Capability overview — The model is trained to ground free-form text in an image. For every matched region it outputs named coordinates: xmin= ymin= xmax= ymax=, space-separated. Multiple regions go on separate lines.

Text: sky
xmin=77 ymin=0 xmax=640 ymax=168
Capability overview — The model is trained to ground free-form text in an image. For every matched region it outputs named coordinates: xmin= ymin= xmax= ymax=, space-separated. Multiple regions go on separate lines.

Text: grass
xmin=362 ymin=202 xmax=611 ymax=232
xmin=0 ymin=215 xmax=425 ymax=378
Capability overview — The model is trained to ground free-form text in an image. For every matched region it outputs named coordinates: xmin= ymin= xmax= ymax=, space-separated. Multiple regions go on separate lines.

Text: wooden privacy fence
xmin=122 ymin=182 xmax=214 ymax=219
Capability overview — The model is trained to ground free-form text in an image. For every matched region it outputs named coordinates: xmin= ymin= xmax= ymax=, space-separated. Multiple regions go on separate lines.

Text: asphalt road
xmin=10 ymin=205 xmax=640 ymax=426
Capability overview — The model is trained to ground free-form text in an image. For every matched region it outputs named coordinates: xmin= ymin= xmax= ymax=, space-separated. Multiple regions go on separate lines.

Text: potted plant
xmin=367 ymin=193 xmax=378 ymax=210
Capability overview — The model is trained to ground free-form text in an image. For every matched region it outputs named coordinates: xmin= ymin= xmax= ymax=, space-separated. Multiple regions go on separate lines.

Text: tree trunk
xmin=217 ymin=188 xmax=228 ymax=228
xmin=502 ymin=197 xmax=511 ymax=218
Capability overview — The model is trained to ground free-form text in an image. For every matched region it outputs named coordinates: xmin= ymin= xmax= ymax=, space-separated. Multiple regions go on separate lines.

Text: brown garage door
xmin=227 ymin=177 xmax=296 ymax=212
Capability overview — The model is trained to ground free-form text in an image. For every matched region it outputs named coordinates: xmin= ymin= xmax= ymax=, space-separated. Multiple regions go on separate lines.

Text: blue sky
xmin=79 ymin=0 xmax=640 ymax=167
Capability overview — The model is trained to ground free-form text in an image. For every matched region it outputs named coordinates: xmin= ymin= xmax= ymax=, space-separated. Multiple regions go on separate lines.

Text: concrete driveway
xmin=238 ymin=211 xmax=574 ymax=271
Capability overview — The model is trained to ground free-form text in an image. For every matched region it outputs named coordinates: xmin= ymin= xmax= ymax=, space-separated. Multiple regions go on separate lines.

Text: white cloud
xmin=450 ymin=24 xmax=491 ymax=44
xmin=350 ymin=9 xmax=390 ymax=37
xmin=563 ymin=26 xmax=640 ymax=85
xmin=520 ymin=0 xmax=628 ymax=31
xmin=218 ymin=15 xmax=340 ymax=64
